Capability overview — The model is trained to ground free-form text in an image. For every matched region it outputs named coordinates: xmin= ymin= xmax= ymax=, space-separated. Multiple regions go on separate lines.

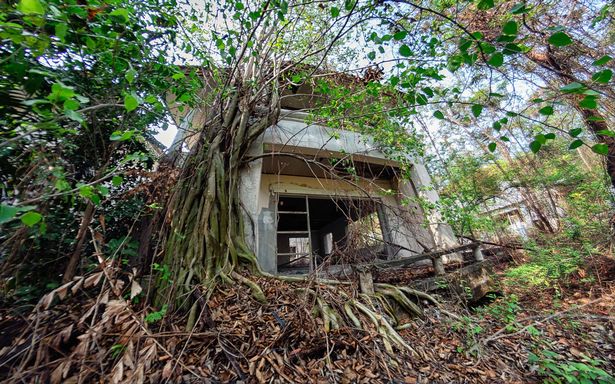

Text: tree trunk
xmin=63 ymin=202 xmax=95 ymax=282
xmin=155 ymin=78 xmax=279 ymax=308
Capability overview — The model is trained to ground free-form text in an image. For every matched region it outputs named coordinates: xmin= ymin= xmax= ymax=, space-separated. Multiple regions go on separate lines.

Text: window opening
xmin=276 ymin=194 xmax=389 ymax=274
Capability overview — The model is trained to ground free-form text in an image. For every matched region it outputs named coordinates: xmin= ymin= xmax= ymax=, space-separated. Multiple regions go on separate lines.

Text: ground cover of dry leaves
xmin=0 ymin=257 xmax=613 ymax=383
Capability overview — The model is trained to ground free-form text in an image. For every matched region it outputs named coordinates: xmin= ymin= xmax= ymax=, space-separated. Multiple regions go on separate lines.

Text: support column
xmin=473 ymin=245 xmax=484 ymax=262
xmin=406 ymin=162 xmax=461 ymax=263
xmin=432 ymin=256 xmax=445 ymax=275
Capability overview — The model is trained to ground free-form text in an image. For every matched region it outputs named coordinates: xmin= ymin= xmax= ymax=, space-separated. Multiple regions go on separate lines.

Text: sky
xmin=154 ymin=123 xmax=177 ymax=148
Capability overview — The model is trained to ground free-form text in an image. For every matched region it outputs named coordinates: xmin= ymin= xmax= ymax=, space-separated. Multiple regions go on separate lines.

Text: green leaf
xmin=381 ymin=34 xmax=394 ymax=42
xmin=535 ymin=134 xmax=547 ymax=144
xmin=398 ymin=45 xmax=412 ymax=57
xmin=597 ymin=130 xmax=615 ymax=137
xmin=548 ymin=31 xmax=573 ymax=47
xmin=488 ymin=142 xmax=497 ymax=152
xmin=502 ymin=43 xmax=522 ymax=55
xmin=529 ymin=140 xmax=542 ymax=153
xmin=593 ymin=55 xmax=612 ymax=66
xmin=502 ymin=21 xmax=518 ymax=35
xmin=330 ymin=7 xmax=340 ymax=17
xmin=471 ymin=104 xmax=483 ymax=118
xmin=510 ymin=3 xmax=528 ymax=14
xmin=55 ymin=23 xmax=68 ymax=42
xmin=63 ymin=99 xmax=80 ymax=111
xmin=496 ymin=34 xmax=516 ymax=43
xmin=492 ymin=121 xmax=502 ymax=131
xmin=344 ymin=0 xmax=355 ymax=11
xmin=587 ymin=116 xmax=605 ymax=122
xmin=579 ymin=96 xmax=597 ymax=109
xmin=500 ymin=136 xmax=510 ymax=142
xmin=569 ymin=139 xmax=583 ymax=149
xmin=433 ymin=110 xmax=444 ymax=119
xmin=21 ymin=211 xmax=42 ymax=227
xmin=458 ymin=37 xmax=472 ymax=52
xmin=110 ymin=130 xmax=134 ymax=141
xmin=479 ymin=42 xmax=496 ymax=54
xmin=64 ymin=109 xmax=84 ymax=123
xmin=112 ymin=175 xmax=123 ymax=187
xmin=90 ymin=194 xmax=101 ymax=205
xmin=55 ymin=179 xmax=70 ymax=191
xmin=17 ymin=0 xmax=45 ymax=15
xmin=124 ymin=94 xmax=139 ymax=112
xmin=125 ymin=69 xmax=137 ymax=84
xmin=98 ymin=185 xmax=110 ymax=197
xmin=569 ymin=128 xmax=582 ymax=137
xmin=393 ymin=30 xmax=407 ymax=40
xmin=0 ymin=205 xmax=19 ymax=224
xmin=488 ymin=52 xmax=504 ymax=67
xmin=367 ymin=51 xmax=376 ymax=60
xmin=539 ymin=106 xmax=553 ymax=116
xmin=592 ymin=143 xmax=608 ymax=155
xmin=109 ymin=8 xmax=129 ymax=22
xmin=48 ymin=82 xmax=75 ymax=102
xmin=544 ymin=133 xmax=556 ymax=140
xmin=477 ymin=0 xmax=495 ymax=10
xmin=592 ymin=69 xmax=612 ymax=84
xmin=560 ymin=82 xmax=584 ymax=93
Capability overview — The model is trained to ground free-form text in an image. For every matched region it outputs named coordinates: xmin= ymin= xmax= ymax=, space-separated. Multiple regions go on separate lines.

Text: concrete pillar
xmin=238 ymin=136 xmax=264 ymax=252
xmin=473 ymin=245 xmax=484 ymax=262
xmin=257 ymin=209 xmax=277 ymax=273
xmin=407 ymin=162 xmax=460 ymax=262
xmin=359 ymin=271 xmax=375 ymax=294
xmin=432 ymin=256 xmax=445 ymax=275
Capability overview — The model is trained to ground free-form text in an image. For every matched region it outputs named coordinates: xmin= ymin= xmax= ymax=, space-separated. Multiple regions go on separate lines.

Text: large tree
xmin=1 ymin=0 xmax=614 ymax=380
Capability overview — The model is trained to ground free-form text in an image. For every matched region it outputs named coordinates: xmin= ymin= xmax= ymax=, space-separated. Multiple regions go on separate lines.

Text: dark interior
xmin=261 ymin=154 xmax=398 ymax=180
xmin=276 ymin=195 xmax=387 ymax=274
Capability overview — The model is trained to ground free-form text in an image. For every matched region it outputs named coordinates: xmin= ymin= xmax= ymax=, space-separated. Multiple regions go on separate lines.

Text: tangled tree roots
xmin=0 ymin=259 xmax=448 ymax=383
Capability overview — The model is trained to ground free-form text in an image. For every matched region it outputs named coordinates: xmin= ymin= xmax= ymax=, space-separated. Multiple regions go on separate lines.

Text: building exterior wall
xmin=237 ymin=112 xmax=460 ymax=273
xmin=170 ymin=103 xmax=460 ymax=273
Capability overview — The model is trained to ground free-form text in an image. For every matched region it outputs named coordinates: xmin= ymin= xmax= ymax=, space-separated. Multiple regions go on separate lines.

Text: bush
xmin=505 ymin=244 xmax=587 ymax=287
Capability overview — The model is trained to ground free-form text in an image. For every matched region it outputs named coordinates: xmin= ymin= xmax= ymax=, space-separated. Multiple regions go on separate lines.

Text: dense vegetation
xmin=0 ymin=0 xmax=613 ymax=382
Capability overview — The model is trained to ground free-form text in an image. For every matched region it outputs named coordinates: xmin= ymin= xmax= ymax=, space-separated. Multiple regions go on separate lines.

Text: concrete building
xmin=167 ymin=77 xmax=460 ymax=275
xmin=480 ymin=186 xmax=564 ymax=239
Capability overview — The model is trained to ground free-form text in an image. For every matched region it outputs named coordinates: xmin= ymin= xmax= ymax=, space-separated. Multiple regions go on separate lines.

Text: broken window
xmin=275 ymin=194 xmax=390 ymax=274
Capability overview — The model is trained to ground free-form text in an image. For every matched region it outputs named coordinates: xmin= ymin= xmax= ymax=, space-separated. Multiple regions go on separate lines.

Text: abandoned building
xmin=480 ymin=185 xmax=564 ymax=239
xmin=167 ymin=78 xmax=461 ymax=275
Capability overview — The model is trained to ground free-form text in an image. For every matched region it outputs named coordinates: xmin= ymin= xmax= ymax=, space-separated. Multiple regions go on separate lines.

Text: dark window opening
xmin=276 ymin=195 xmax=389 ymax=274
xmin=261 ymin=152 xmax=398 ymax=180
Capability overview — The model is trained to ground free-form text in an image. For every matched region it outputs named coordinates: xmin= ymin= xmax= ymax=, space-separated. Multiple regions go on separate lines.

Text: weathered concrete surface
xmin=410 ymin=262 xmax=495 ymax=302
xmin=263 ymin=110 xmax=394 ymax=165
xmin=169 ymin=105 xmax=462 ymax=275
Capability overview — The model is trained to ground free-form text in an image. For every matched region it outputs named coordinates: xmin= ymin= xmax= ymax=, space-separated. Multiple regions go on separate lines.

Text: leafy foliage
xmin=529 ymin=349 xmax=614 ymax=384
